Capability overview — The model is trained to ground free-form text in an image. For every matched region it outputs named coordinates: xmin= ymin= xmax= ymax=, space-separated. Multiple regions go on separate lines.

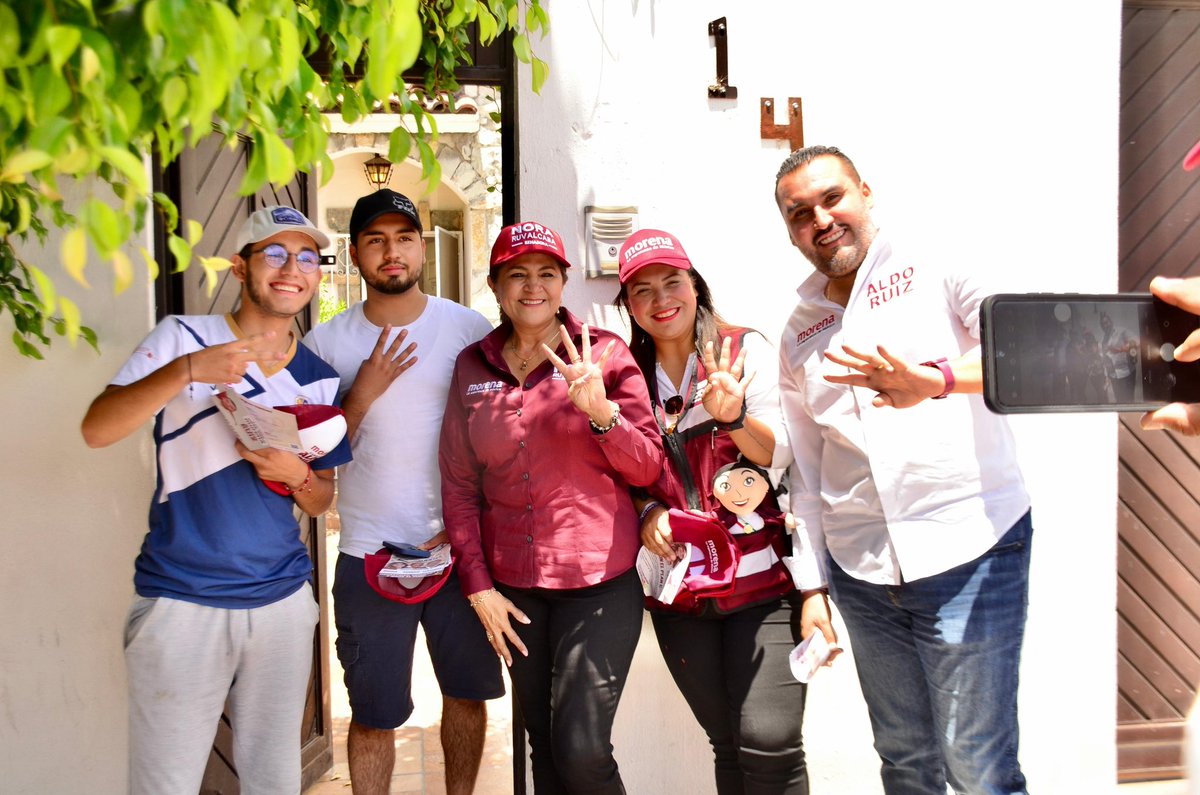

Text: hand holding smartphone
xmin=981 ymin=293 xmax=1200 ymax=413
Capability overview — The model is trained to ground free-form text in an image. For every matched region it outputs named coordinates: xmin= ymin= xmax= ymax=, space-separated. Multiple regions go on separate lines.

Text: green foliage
xmin=318 ymin=274 xmax=347 ymax=324
xmin=0 ymin=0 xmax=547 ymax=358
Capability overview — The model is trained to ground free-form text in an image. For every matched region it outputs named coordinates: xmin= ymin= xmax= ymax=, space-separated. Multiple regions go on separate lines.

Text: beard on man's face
xmin=364 ymin=266 xmax=422 ymax=296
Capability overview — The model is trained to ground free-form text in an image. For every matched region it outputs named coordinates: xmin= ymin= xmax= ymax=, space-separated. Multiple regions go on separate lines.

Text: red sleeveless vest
xmin=648 ymin=329 xmax=795 ymax=615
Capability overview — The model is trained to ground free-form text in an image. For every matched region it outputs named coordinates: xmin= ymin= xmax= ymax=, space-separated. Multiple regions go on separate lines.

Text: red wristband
xmin=921 ymin=358 xmax=955 ymax=399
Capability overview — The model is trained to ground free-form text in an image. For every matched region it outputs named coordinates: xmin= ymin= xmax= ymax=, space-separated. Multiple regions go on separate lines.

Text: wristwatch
xmin=715 ymin=400 xmax=747 ymax=432
xmin=921 ymin=357 xmax=955 ymax=399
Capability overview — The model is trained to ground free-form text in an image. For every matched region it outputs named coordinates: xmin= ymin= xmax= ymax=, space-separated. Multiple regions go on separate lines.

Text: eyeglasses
xmin=253 ymin=243 xmax=321 ymax=274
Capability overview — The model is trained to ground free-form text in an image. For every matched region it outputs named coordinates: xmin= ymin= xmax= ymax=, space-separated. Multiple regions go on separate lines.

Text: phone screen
xmin=981 ymin=293 xmax=1200 ymax=413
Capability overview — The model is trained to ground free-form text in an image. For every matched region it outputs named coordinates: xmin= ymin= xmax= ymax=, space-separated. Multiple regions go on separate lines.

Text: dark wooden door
xmin=156 ymin=133 xmax=334 ymax=793
xmin=1117 ymin=1 xmax=1200 ymax=780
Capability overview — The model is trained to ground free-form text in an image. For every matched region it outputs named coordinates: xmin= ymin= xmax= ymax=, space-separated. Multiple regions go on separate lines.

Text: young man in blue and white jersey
xmin=82 ymin=206 xmax=352 ymax=795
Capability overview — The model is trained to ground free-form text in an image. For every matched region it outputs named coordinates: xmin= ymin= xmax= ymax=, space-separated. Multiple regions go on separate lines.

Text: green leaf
xmin=59 ymin=296 xmax=82 ymax=345
xmin=110 ymin=250 xmax=133 ymax=294
xmin=14 ymin=193 xmax=32 ymax=235
xmin=168 ymin=234 xmax=192 ymax=272
xmin=138 ymin=246 xmax=160 ymax=282
xmin=238 ymin=142 xmax=268 ymax=195
xmin=61 ymin=228 xmax=89 ymax=288
xmin=12 ymin=331 xmax=44 ymax=360
xmin=153 ymin=193 xmax=179 ymax=232
xmin=263 ymin=132 xmax=296 ymax=186
xmin=185 ymin=219 xmax=202 ymax=246
xmin=79 ymin=45 xmax=101 ymax=85
xmin=512 ymin=33 xmax=532 ymax=63
xmin=531 ymin=57 xmax=548 ymax=94
xmin=31 ymin=65 xmax=73 ymax=124
xmin=81 ymin=198 xmax=126 ymax=256
xmin=199 ymin=255 xmax=233 ymax=273
xmin=30 ymin=118 xmax=74 ymax=158
xmin=27 ymin=264 xmax=57 ymax=314
xmin=79 ymin=325 xmax=99 ymax=353
xmin=45 ymin=26 xmax=82 ymax=73
xmin=161 ymin=76 xmax=188 ymax=121
xmin=199 ymin=256 xmax=232 ymax=296
xmin=0 ymin=5 xmax=19 ymax=69
xmin=1 ymin=150 xmax=53 ymax=183
xmin=477 ymin=8 xmax=497 ymax=44
xmin=388 ymin=126 xmax=413 ymax=164
xmin=99 ymin=146 xmax=149 ymax=195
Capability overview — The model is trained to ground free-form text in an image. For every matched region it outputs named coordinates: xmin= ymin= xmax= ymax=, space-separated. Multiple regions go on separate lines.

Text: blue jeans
xmin=828 ymin=511 xmax=1032 ymax=795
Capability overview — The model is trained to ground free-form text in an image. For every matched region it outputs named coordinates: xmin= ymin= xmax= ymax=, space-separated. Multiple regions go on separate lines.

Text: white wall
xmin=0 ymin=183 xmax=156 ymax=793
xmin=520 ymin=1 xmax=1121 ymax=792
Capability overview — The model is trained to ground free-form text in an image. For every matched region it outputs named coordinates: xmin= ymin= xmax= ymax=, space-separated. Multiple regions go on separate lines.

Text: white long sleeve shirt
xmin=779 ymin=231 xmax=1030 ymax=588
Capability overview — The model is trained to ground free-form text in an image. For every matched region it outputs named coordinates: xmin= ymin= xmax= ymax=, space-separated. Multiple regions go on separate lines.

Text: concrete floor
xmin=304 ymin=532 xmax=1194 ymax=794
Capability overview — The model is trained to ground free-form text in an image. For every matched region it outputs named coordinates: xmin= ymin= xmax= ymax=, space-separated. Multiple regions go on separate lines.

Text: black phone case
xmin=981 ymin=293 xmax=1200 ymax=414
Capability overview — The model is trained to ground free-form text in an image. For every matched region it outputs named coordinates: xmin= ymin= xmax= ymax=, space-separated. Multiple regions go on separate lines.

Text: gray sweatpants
xmin=124 ymin=584 xmax=318 ymax=795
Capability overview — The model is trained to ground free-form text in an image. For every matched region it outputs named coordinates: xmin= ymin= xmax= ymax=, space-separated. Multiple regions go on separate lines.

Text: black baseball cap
xmin=349 ymin=189 xmax=422 ymax=243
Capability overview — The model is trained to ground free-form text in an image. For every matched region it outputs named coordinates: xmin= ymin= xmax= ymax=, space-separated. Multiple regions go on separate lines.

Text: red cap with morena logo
xmin=617 ymin=229 xmax=693 ymax=284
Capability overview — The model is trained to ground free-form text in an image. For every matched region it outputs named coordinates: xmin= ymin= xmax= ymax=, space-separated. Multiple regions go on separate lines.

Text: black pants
xmin=652 ymin=599 xmax=809 ymax=795
xmin=499 ymin=568 xmax=643 ymax=795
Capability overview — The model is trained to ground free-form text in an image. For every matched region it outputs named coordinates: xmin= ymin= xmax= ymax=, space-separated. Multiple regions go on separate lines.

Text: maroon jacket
xmin=439 ymin=311 xmax=664 ymax=595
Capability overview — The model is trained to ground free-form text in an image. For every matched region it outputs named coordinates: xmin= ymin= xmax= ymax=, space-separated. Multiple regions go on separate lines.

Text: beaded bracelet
xmin=284 ymin=464 xmax=313 ymax=495
xmin=468 ymin=588 xmax=497 ymax=609
xmin=589 ymin=403 xmax=622 ymax=435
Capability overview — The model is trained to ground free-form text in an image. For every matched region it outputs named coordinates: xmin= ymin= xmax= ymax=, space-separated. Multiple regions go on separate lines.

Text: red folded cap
xmin=666 ymin=509 xmax=740 ymax=598
xmin=363 ymin=548 xmax=454 ymax=604
xmin=261 ymin=404 xmax=347 ymax=496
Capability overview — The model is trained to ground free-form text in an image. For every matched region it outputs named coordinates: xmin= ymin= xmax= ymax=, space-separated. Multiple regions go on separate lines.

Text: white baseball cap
xmin=236 ymin=206 xmax=331 ymax=251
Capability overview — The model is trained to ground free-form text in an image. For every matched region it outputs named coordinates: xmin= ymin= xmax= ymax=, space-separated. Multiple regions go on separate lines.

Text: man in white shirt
xmin=303 ymin=190 xmax=501 ymax=795
xmin=775 ymin=146 xmax=1033 ymax=795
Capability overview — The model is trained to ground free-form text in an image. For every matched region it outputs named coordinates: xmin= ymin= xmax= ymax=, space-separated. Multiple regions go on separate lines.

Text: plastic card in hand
xmin=790 ymin=629 xmax=834 ymax=684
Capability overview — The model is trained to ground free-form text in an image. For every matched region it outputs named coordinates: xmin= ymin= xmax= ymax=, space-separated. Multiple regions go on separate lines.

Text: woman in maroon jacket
xmin=439 ymin=222 xmax=663 ymax=794
xmin=614 ymin=228 xmax=809 ymax=794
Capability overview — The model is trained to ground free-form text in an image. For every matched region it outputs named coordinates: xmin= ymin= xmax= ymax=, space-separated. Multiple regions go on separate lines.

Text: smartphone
xmin=981 ymin=293 xmax=1200 ymax=413
xmin=382 ymin=541 xmax=431 ymax=559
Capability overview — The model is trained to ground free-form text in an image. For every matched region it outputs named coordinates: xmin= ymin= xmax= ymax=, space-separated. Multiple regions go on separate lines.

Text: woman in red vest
xmin=614 ymin=228 xmax=809 ymax=794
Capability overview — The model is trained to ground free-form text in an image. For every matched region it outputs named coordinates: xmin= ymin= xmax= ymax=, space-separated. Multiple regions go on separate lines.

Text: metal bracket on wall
xmin=761 ymin=97 xmax=804 ymax=151
xmin=707 ymin=17 xmax=737 ymax=99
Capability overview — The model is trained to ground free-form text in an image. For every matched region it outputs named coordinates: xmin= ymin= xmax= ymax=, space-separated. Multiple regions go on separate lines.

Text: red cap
xmin=261 ymin=404 xmax=347 ymax=496
xmin=490 ymin=222 xmax=572 ymax=272
xmin=667 ymin=509 xmax=740 ymax=598
xmin=1185 ymin=139 xmax=1200 ymax=172
xmin=363 ymin=548 xmax=454 ymax=604
xmin=618 ymin=229 xmax=693 ymax=284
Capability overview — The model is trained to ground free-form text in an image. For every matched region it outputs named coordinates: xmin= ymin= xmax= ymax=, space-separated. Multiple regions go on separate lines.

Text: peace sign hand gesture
xmin=700 ymin=337 xmax=754 ymax=425
xmin=543 ymin=324 xmax=619 ymax=426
